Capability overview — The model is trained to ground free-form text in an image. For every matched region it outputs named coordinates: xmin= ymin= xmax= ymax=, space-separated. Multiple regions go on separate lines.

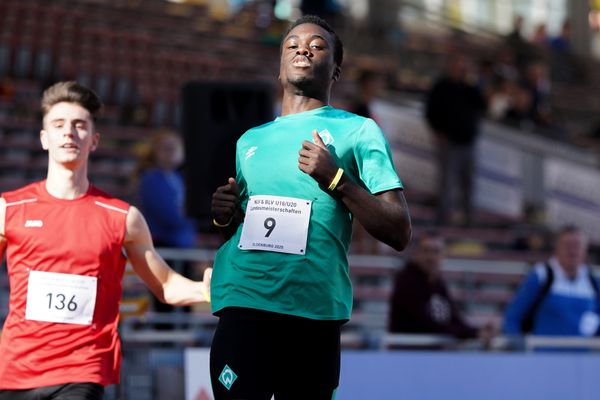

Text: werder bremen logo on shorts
xmin=219 ymin=365 xmax=238 ymax=390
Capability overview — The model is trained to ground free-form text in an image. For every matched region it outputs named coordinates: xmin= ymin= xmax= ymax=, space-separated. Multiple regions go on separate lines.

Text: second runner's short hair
xmin=41 ymin=81 xmax=103 ymax=119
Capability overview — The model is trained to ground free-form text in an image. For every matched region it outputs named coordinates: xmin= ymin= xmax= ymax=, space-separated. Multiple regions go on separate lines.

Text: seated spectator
xmin=135 ymin=130 xmax=199 ymax=325
xmin=388 ymin=231 xmax=495 ymax=343
xmin=504 ymin=225 xmax=600 ymax=337
xmin=135 ymin=130 xmax=197 ymax=248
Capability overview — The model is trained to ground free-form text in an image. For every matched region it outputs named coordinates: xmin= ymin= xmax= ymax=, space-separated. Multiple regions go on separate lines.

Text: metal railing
xmin=380 ymin=333 xmax=600 ymax=352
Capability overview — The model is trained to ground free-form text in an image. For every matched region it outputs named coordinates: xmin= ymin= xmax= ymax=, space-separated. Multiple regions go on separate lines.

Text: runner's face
xmin=279 ymin=23 xmax=339 ymax=89
xmin=41 ymin=102 xmax=99 ymax=169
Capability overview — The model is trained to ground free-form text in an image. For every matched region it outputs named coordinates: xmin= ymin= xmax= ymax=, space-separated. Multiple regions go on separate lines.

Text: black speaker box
xmin=181 ymin=81 xmax=274 ymax=232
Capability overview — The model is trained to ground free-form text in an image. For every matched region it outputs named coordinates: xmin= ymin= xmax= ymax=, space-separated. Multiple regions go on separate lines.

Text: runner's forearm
xmin=336 ymin=177 xmax=411 ymax=251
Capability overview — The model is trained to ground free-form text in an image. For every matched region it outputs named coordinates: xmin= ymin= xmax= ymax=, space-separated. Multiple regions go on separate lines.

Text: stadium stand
xmin=3 ymin=1 xmax=600 ymax=398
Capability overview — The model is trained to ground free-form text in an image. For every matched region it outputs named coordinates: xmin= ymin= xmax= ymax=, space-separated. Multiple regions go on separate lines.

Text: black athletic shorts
xmin=0 ymin=382 xmax=104 ymax=400
xmin=210 ymin=307 xmax=343 ymax=400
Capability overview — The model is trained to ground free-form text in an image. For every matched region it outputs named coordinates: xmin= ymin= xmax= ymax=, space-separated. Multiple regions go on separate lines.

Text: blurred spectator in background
xmin=549 ymin=20 xmax=571 ymax=54
xmin=486 ymin=47 xmax=522 ymax=123
xmin=495 ymin=46 xmax=520 ymax=83
xmin=504 ymin=225 xmax=600 ymax=337
xmin=349 ymin=69 xmax=385 ymax=120
xmin=135 ymin=130 xmax=199 ymax=323
xmin=505 ymin=15 xmax=532 ymax=70
xmin=531 ymin=23 xmax=549 ymax=49
xmin=135 ymin=130 xmax=197 ymax=248
xmin=523 ymin=61 xmax=553 ymax=127
xmin=548 ymin=19 xmax=582 ymax=85
xmin=486 ymin=75 xmax=514 ymax=121
xmin=502 ymin=82 xmax=534 ymax=129
xmin=425 ymin=53 xmax=486 ymax=226
xmin=476 ymin=59 xmax=496 ymax=97
xmin=478 ymin=57 xmax=519 ymax=122
xmin=388 ymin=231 xmax=495 ymax=344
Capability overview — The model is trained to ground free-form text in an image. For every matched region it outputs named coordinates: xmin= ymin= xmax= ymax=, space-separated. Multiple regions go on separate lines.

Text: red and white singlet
xmin=0 ymin=181 xmax=129 ymax=389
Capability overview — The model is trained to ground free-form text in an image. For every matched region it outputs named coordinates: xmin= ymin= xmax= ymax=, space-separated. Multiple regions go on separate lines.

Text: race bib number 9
xmin=25 ymin=270 xmax=98 ymax=325
xmin=238 ymin=195 xmax=312 ymax=255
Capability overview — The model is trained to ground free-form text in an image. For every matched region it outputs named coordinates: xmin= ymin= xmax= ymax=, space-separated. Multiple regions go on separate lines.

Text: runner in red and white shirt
xmin=0 ymin=81 xmax=211 ymax=400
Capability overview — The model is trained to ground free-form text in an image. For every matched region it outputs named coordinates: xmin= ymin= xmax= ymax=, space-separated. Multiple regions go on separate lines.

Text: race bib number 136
xmin=238 ymin=195 xmax=312 ymax=255
xmin=25 ymin=270 xmax=98 ymax=325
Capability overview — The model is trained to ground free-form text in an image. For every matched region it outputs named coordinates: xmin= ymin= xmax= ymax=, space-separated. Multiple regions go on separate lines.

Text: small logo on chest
xmin=24 ymin=220 xmax=44 ymax=228
xmin=314 ymin=129 xmax=335 ymax=146
xmin=245 ymin=146 xmax=258 ymax=160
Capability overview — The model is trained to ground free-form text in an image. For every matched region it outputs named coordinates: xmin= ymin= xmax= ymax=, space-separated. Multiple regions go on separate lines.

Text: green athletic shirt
xmin=211 ymin=106 xmax=403 ymax=320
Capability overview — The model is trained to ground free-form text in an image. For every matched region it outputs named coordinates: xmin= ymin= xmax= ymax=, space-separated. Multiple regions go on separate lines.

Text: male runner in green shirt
xmin=210 ymin=15 xmax=411 ymax=400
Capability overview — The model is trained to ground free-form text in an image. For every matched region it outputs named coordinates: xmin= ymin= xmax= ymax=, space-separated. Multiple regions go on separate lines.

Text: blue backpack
xmin=520 ymin=262 xmax=600 ymax=333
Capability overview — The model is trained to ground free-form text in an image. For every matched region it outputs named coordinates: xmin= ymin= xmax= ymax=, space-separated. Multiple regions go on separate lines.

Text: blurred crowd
xmin=484 ymin=16 xmax=571 ymax=136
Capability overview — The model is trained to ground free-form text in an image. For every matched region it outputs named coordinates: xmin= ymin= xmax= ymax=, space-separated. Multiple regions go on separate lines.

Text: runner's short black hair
xmin=282 ymin=15 xmax=344 ymax=68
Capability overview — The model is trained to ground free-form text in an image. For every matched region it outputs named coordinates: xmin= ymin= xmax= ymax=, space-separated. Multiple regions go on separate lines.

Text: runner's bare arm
xmin=0 ymin=198 xmax=6 ymax=262
xmin=336 ymin=185 xmax=411 ymax=252
xmin=123 ymin=206 xmax=211 ymax=305
xmin=299 ymin=131 xmax=411 ymax=251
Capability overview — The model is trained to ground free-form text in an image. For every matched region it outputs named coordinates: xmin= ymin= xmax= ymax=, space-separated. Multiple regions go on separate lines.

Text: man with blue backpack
xmin=504 ymin=225 xmax=600 ymax=337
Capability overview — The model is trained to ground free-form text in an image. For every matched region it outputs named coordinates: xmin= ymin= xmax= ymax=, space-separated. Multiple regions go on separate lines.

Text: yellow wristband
xmin=212 ymin=217 xmax=232 ymax=228
xmin=201 ymin=284 xmax=211 ymax=303
xmin=327 ymin=168 xmax=344 ymax=191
